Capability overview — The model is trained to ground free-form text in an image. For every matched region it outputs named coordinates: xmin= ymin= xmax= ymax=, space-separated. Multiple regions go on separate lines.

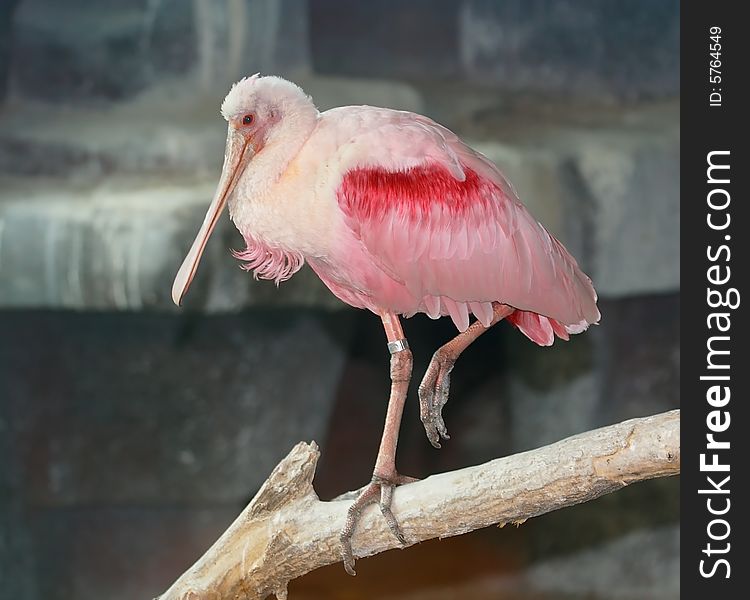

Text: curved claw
xmin=340 ymin=474 xmax=415 ymax=575
xmin=340 ymin=483 xmax=379 ymax=575
xmin=419 ymin=354 xmax=455 ymax=448
xmin=379 ymin=484 xmax=407 ymax=544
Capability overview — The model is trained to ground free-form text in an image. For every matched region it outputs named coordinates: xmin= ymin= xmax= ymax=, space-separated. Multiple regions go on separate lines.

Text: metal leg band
xmin=387 ymin=339 xmax=410 ymax=354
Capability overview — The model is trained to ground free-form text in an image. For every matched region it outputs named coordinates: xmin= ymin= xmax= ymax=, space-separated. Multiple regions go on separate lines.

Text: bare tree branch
xmin=156 ymin=409 xmax=680 ymax=600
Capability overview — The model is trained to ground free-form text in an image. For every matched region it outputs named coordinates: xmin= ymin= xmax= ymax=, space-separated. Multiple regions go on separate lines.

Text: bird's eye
xmin=242 ymin=114 xmax=254 ymax=125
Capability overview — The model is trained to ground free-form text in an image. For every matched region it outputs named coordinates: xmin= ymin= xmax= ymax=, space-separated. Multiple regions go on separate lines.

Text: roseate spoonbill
xmin=172 ymin=75 xmax=600 ymax=574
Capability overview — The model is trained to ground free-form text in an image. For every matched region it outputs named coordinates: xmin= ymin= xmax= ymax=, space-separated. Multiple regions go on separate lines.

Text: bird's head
xmin=171 ymin=75 xmax=318 ymax=305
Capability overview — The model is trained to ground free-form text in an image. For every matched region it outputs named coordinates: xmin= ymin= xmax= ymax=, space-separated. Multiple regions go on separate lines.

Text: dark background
xmin=1 ymin=1 xmax=679 ymax=598
xmin=681 ymin=2 xmax=746 ymax=597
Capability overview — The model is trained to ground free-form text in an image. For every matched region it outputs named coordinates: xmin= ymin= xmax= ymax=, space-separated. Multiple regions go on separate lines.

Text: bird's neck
xmin=228 ymin=112 xmax=319 ymax=254
xmin=230 ymin=114 xmax=318 ymax=214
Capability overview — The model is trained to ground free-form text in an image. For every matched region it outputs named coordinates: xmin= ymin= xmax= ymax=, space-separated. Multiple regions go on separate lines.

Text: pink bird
xmin=172 ymin=75 xmax=600 ymax=574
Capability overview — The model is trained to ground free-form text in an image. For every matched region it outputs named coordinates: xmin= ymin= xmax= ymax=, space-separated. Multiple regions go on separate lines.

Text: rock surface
xmin=9 ymin=0 xmax=312 ymax=102
xmin=308 ymin=0 xmax=679 ymax=101
xmin=0 ymin=311 xmax=348 ymax=505
xmin=504 ymin=293 xmax=680 ymax=452
xmin=458 ymin=0 xmax=680 ymax=100
xmin=525 ymin=525 xmax=680 ymax=600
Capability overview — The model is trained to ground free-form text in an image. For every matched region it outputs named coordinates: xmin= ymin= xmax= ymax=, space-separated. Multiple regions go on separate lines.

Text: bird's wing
xmin=329 ymin=108 xmax=600 ymax=334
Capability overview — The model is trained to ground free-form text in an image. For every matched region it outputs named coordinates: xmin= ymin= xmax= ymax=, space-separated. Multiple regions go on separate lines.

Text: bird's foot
xmin=418 ymin=350 xmax=455 ymax=448
xmin=340 ymin=472 xmax=417 ymax=576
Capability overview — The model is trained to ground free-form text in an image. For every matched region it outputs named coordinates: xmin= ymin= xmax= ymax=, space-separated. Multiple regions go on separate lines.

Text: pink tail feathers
xmin=506 ymin=310 xmax=591 ymax=346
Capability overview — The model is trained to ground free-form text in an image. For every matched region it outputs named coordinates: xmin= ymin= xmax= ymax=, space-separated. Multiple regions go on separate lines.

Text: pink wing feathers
xmin=330 ymin=109 xmax=600 ymax=344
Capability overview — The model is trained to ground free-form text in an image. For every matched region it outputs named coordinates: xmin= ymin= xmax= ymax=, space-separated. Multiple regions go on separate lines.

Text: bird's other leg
xmin=340 ymin=312 xmax=416 ymax=576
xmin=419 ymin=303 xmax=515 ymax=448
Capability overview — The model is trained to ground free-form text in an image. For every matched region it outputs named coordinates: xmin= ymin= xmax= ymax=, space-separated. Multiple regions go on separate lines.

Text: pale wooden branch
xmin=156 ymin=409 xmax=680 ymax=600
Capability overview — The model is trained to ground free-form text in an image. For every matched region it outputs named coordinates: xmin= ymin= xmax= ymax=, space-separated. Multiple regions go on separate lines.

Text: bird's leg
xmin=340 ymin=312 xmax=416 ymax=576
xmin=419 ymin=303 xmax=515 ymax=448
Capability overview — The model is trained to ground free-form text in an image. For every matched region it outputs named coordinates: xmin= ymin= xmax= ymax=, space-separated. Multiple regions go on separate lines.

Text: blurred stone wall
xmin=6 ymin=0 xmax=311 ymax=103
xmin=1 ymin=1 xmax=679 ymax=599
xmin=1 ymin=311 xmax=349 ymax=599
xmin=310 ymin=0 xmax=680 ymax=100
